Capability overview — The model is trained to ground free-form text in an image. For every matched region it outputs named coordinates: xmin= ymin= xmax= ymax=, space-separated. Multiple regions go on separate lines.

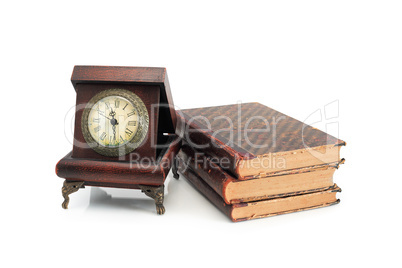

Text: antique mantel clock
xmin=56 ymin=66 xmax=181 ymax=214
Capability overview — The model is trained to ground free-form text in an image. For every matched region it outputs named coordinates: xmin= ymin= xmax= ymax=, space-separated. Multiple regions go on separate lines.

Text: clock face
xmin=81 ymin=89 xmax=149 ymax=156
xmin=87 ymin=95 xmax=139 ymax=147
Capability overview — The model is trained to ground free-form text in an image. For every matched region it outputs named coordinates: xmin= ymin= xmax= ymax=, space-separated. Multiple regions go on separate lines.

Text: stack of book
xmin=176 ymin=102 xmax=346 ymax=222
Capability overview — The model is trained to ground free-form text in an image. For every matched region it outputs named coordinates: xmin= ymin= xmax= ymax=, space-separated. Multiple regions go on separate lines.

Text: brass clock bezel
xmin=81 ymin=88 xmax=149 ymax=157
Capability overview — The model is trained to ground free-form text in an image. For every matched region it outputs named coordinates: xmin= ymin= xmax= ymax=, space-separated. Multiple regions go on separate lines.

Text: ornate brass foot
xmin=139 ymin=185 xmax=165 ymax=215
xmin=172 ymin=156 xmax=179 ymax=179
xmin=62 ymin=180 xmax=85 ymax=209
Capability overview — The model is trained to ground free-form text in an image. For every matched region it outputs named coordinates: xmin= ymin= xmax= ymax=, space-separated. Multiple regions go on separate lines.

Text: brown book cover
xmin=177 ymin=157 xmax=341 ymax=222
xmin=178 ymin=143 xmax=343 ymax=204
xmin=176 ymin=102 xmax=345 ymax=180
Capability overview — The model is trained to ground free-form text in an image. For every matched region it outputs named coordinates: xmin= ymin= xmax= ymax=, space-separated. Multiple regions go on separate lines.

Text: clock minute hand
xmin=98 ymin=113 xmax=112 ymax=120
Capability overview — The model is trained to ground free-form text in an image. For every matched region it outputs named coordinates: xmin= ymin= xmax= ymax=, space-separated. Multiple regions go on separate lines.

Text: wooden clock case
xmin=56 ymin=66 xmax=181 ymax=215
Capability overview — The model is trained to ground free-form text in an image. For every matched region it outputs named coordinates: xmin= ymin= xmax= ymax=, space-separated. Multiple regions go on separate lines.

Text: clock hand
xmin=109 ymin=108 xmax=118 ymax=142
xmin=109 ymin=108 xmax=116 ymax=118
xmin=109 ymin=110 xmax=119 ymax=126
xmin=112 ymin=124 xmax=117 ymax=141
xmin=98 ymin=113 xmax=112 ymax=120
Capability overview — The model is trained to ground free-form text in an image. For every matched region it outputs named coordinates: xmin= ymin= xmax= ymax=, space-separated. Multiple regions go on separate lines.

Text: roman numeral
xmin=94 ymin=126 xmax=100 ymax=133
xmin=105 ymin=102 xmax=110 ymax=109
xmin=93 ymin=118 xmax=100 ymax=123
xmin=115 ymin=100 xmax=120 ymax=108
xmin=128 ymin=121 xmax=137 ymax=126
xmin=127 ymin=110 xmax=136 ymax=117
xmin=122 ymin=104 xmax=128 ymax=110
xmin=100 ymin=132 xmax=107 ymax=140
xmin=120 ymin=135 xmax=125 ymax=143
xmin=125 ymin=128 xmax=133 ymax=136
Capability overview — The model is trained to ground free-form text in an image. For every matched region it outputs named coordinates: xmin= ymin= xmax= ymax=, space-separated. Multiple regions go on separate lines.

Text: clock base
xmin=61 ymin=180 xmax=167 ymax=214
xmin=56 ymin=136 xmax=181 ymax=215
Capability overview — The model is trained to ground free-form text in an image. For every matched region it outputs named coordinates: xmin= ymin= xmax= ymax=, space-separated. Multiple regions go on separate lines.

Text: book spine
xmin=176 ymin=111 xmax=255 ymax=178
xmin=178 ymin=144 xmax=235 ymax=204
xmin=176 ymin=157 xmax=236 ymax=222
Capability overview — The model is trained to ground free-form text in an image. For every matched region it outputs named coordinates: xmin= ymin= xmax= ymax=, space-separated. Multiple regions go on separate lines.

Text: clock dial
xmin=81 ymin=89 xmax=149 ymax=157
xmin=87 ymin=96 xmax=140 ymax=147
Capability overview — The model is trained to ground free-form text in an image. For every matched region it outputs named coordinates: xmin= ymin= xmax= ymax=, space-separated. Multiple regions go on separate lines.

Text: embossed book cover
xmin=177 ymin=102 xmax=345 ymax=180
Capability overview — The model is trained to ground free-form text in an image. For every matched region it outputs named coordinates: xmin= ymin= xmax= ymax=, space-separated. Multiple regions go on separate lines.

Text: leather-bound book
xmin=178 ymin=143 xmax=343 ymax=204
xmin=177 ymin=156 xmax=341 ymax=222
xmin=176 ymin=103 xmax=345 ymax=180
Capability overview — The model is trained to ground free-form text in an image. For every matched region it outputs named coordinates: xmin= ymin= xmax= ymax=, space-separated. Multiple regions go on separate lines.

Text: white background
xmin=1 ymin=1 xmax=401 ymax=267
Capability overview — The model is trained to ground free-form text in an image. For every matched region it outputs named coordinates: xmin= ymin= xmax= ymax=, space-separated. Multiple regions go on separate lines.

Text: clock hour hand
xmin=109 ymin=108 xmax=116 ymax=118
xmin=109 ymin=108 xmax=119 ymax=127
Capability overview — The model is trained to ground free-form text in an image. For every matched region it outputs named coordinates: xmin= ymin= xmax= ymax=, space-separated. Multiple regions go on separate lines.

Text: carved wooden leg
xmin=62 ymin=180 xmax=85 ymax=209
xmin=172 ymin=156 xmax=179 ymax=179
xmin=139 ymin=185 xmax=165 ymax=215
